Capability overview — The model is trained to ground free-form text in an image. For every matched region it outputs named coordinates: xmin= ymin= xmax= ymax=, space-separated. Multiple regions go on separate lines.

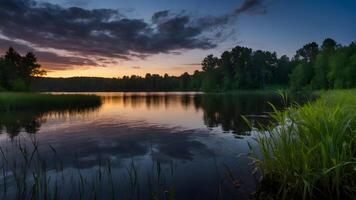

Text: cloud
xmin=151 ymin=10 xmax=170 ymax=23
xmin=0 ymin=1 xmax=217 ymax=56
xmin=0 ymin=38 xmax=96 ymax=70
xmin=64 ymin=0 xmax=90 ymax=7
xmin=0 ymin=0 xmax=268 ymax=70
xmin=234 ymin=0 xmax=267 ymax=15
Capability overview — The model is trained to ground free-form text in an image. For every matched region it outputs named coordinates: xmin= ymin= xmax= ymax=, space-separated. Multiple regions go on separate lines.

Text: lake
xmin=0 ymin=92 xmax=306 ymax=200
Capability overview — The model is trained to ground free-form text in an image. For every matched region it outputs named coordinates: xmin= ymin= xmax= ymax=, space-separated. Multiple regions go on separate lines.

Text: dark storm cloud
xmin=0 ymin=0 xmax=268 ymax=69
xmin=0 ymin=38 xmax=96 ymax=70
xmin=235 ymin=0 xmax=267 ymax=15
xmin=65 ymin=0 xmax=90 ymax=7
xmin=151 ymin=10 xmax=170 ymax=23
xmin=38 ymin=53 xmax=98 ymax=70
xmin=0 ymin=0 xmax=216 ymax=60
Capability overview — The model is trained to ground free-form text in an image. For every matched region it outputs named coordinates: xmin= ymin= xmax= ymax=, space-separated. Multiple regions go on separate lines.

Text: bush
xmin=12 ymin=79 xmax=28 ymax=91
xmin=0 ymin=85 xmax=5 ymax=92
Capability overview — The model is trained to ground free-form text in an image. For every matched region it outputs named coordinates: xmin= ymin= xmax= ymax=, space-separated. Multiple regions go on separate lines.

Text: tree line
xmin=195 ymin=38 xmax=355 ymax=91
xmin=290 ymin=39 xmax=356 ymax=90
xmin=1 ymin=38 xmax=355 ymax=92
xmin=32 ymin=74 xmax=194 ymax=92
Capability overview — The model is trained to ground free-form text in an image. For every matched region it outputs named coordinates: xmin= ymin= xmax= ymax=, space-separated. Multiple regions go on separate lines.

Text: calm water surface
xmin=0 ymin=92 xmax=302 ymax=200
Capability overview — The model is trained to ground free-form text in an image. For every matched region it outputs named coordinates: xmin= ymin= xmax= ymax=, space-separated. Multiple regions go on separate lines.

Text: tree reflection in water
xmin=1 ymin=92 xmax=311 ymax=139
xmin=0 ymin=107 xmax=100 ymax=139
xmin=0 ymin=92 xmax=313 ymax=200
xmin=103 ymin=92 xmax=311 ymax=134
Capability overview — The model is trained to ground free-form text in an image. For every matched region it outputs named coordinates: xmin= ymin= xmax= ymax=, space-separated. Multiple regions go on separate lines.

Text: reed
xmin=0 ymin=138 xmax=178 ymax=200
xmin=252 ymin=89 xmax=356 ymax=199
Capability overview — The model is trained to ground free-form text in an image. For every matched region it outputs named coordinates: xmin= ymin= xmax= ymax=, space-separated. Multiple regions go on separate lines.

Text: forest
xmin=1 ymin=38 xmax=355 ymax=92
xmin=198 ymin=38 xmax=356 ymax=91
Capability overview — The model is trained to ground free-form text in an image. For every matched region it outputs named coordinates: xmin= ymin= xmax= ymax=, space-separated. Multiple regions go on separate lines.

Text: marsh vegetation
xmin=0 ymin=93 xmax=101 ymax=111
xmin=252 ymin=90 xmax=356 ymax=199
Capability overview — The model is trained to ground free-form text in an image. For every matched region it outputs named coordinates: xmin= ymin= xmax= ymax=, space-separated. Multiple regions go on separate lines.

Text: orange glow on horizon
xmin=40 ymin=49 xmax=209 ymax=78
xmin=45 ymin=65 xmax=201 ymax=78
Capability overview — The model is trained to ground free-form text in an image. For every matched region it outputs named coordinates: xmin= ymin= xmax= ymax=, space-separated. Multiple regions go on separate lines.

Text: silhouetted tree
xmin=321 ymin=38 xmax=337 ymax=51
xmin=294 ymin=42 xmax=319 ymax=62
xmin=274 ymin=55 xmax=293 ymax=85
xmin=201 ymin=55 xmax=220 ymax=91
xmin=0 ymin=47 xmax=46 ymax=91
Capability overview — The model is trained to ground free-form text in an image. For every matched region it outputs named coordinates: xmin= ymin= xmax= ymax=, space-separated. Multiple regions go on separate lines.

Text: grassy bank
xmin=0 ymin=92 xmax=102 ymax=111
xmin=253 ymin=89 xmax=356 ymax=199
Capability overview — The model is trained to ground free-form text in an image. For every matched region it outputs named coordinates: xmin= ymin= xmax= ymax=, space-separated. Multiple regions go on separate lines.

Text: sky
xmin=0 ymin=0 xmax=355 ymax=78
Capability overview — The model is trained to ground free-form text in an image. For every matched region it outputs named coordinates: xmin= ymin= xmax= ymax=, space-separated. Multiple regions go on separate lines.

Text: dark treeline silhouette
xmin=32 ymin=74 xmax=194 ymax=92
xmin=1 ymin=38 xmax=355 ymax=92
xmin=0 ymin=47 xmax=45 ymax=91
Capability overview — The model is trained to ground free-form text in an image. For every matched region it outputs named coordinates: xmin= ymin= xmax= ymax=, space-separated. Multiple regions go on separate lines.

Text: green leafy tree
xmin=294 ymin=42 xmax=319 ymax=62
xmin=274 ymin=55 xmax=293 ymax=85
xmin=311 ymin=38 xmax=338 ymax=89
xmin=220 ymin=51 xmax=234 ymax=90
xmin=251 ymin=50 xmax=277 ymax=88
xmin=328 ymin=43 xmax=356 ymax=88
xmin=201 ymin=55 xmax=220 ymax=91
xmin=230 ymin=46 xmax=253 ymax=89
xmin=190 ymin=70 xmax=203 ymax=90
xmin=321 ymin=38 xmax=337 ymax=51
xmin=289 ymin=62 xmax=314 ymax=90
xmin=290 ymin=42 xmax=319 ymax=89
xmin=179 ymin=72 xmax=191 ymax=90
xmin=202 ymin=55 xmax=219 ymax=72
xmin=311 ymin=53 xmax=329 ymax=89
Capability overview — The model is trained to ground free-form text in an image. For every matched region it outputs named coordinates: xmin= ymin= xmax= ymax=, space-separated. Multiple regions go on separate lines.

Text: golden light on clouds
xmin=43 ymin=51 xmax=206 ymax=78
xmin=45 ymin=65 xmax=201 ymax=78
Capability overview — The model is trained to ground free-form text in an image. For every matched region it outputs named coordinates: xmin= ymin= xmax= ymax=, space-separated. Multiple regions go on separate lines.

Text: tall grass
xmin=0 ymin=139 xmax=178 ymax=200
xmin=0 ymin=93 xmax=101 ymax=111
xmin=253 ymin=90 xmax=356 ymax=199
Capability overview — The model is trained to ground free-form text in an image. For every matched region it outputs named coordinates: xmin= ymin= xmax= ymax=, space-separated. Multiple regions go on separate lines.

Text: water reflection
xmin=0 ymin=92 xmax=310 ymax=200
xmin=100 ymin=92 xmax=302 ymax=134
xmin=194 ymin=94 xmax=279 ymax=133
xmin=0 ymin=106 xmax=100 ymax=139
xmin=0 ymin=92 xmax=308 ymax=138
